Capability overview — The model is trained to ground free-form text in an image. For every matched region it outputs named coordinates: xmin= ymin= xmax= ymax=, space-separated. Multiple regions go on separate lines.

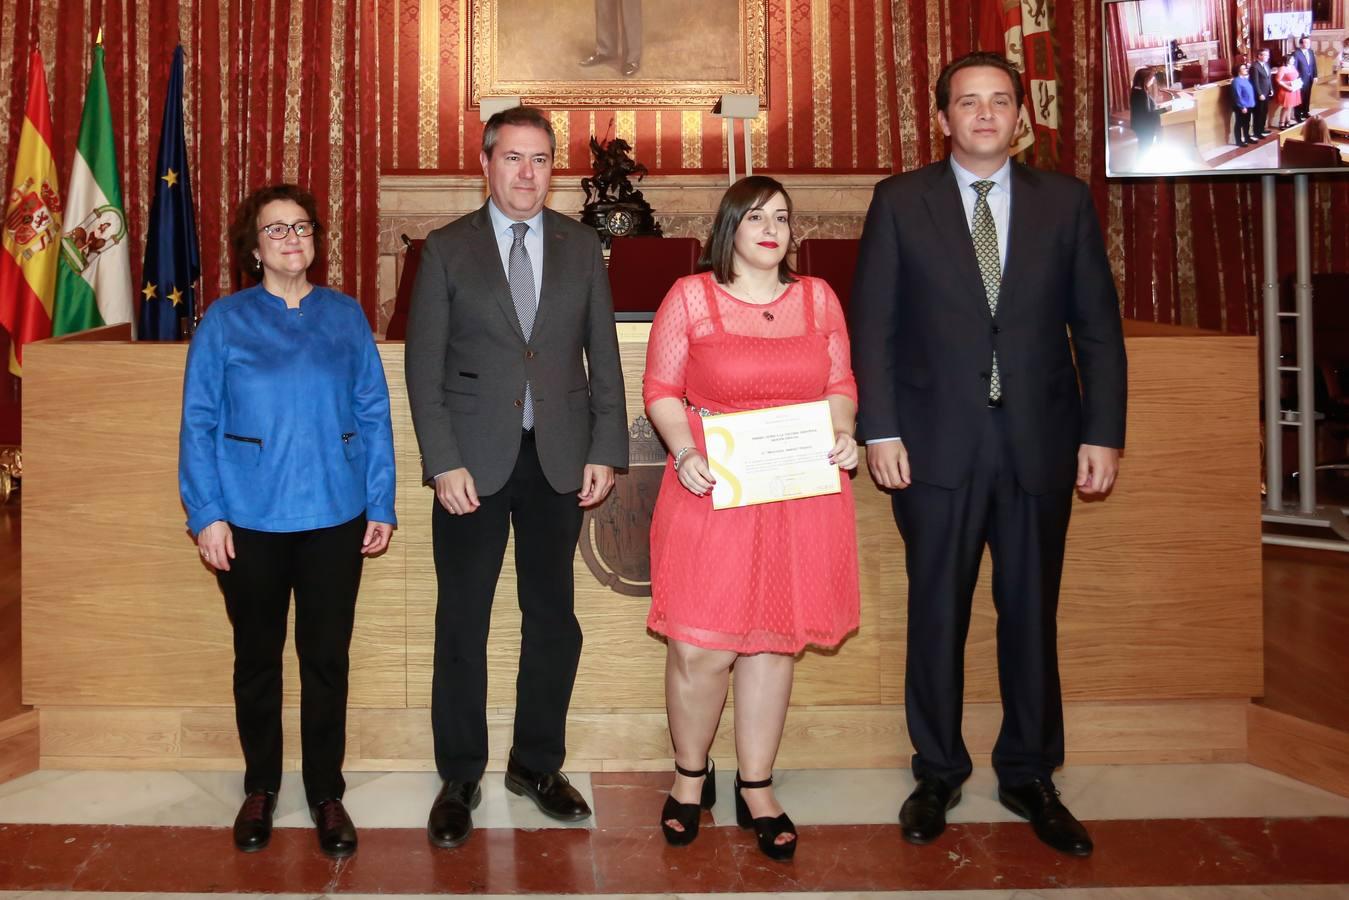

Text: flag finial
xmin=96 ymin=28 xmax=103 ymax=46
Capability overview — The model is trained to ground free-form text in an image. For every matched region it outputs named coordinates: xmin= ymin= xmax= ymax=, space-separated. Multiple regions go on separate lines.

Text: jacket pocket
xmin=566 ymin=386 xmax=590 ymax=411
xmin=446 ymin=388 xmax=477 ymax=413
xmin=341 ymin=431 xmax=365 ymax=461
xmin=220 ymin=433 xmax=263 ymax=466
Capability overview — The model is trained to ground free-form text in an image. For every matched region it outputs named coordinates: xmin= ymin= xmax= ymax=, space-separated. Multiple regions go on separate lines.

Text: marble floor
xmin=1 ymin=763 xmax=1348 ymax=896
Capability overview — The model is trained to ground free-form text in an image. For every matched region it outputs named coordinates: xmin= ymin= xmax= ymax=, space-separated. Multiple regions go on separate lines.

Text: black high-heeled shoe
xmin=734 ymin=772 xmax=796 ymax=861
xmin=660 ymin=759 xmax=716 ymax=846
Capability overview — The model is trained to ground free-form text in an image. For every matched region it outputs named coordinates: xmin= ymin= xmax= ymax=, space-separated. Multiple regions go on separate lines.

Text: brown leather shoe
xmin=310 ymin=797 xmax=357 ymax=859
xmin=504 ymin=753 xmax=591 ymax=822
xmin=232 ymin=790 xmax=277 ymax=852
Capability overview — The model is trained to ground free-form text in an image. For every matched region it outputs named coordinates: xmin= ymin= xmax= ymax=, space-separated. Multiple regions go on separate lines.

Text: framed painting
xmin=468 ymin=0 xmax=769 ymax=108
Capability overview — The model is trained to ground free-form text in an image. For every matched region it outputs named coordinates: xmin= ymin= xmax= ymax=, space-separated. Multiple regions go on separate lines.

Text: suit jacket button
xmin=514 ymin=399 xmax=524 ymax=408
xmin=991 ymin=324 xmax=1001 ymax=334
xmin=526 ymin=350 xmax=536 ymax=359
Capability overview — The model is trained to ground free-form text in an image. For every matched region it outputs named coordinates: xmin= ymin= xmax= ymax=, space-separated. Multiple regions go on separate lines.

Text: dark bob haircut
xmin=698 ymin=175 xmax=797 ymax=286
xmin=229 ymin=184 xmax=322 ymax=281
xmin=482 ymin=105 xmax=556 ymax=159
xmin=934 ymin=51 xmax=1024 ymax=113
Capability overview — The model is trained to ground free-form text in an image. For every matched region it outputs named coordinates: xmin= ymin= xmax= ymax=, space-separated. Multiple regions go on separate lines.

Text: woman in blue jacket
xmin=179 ymin=184 xmax=396 ymax=860
xmin=1231 ymin=63 xmax=1256 ymax=147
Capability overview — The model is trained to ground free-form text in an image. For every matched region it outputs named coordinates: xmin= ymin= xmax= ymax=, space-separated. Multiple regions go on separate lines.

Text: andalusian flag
xmin=0 ymin=51 xmax=63 ymax=376
xmin=53 ymin=41 xmax=134 ymax=337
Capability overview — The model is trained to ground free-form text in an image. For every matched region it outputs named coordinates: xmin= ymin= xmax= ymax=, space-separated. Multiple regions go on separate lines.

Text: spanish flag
xmin=0 ymin=51 xmax=63 ymax=376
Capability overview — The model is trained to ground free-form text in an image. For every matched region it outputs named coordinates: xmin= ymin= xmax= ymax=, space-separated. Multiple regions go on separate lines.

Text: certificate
xmin=703 ymin=400 xmax=840 ymax=510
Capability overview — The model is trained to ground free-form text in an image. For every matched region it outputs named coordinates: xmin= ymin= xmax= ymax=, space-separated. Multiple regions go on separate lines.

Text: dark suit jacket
xmin=1294 ymin=48 xmax=1318 ymax=83
xmin=404 ymin=204 xmax=628 ymax=496
xmin=849 ymin=159 xmax=1127 ymax=495
xmin=1251 ymin=60 xmax=1274 ymax=97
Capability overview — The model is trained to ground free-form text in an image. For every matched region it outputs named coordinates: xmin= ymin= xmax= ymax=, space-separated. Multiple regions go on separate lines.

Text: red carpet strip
xmin=2 ymin=817 xmax=1348 ymax=893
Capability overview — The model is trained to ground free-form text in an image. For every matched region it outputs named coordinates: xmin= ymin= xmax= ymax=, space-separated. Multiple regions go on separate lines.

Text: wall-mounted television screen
xmin=1103 ymin=0 xmax=1349 ymax=177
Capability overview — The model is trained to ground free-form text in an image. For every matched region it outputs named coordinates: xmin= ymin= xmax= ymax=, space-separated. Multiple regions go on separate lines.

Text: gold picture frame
xmin=468 ymin=0 xmax=768 ymax=108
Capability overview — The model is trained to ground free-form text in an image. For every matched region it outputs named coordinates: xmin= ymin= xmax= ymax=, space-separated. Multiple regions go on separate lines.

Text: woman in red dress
xmin=1274 ymin=53 xmax=1302 ymax=129
xmin=642 ymin=176 xmax=861 ymax=860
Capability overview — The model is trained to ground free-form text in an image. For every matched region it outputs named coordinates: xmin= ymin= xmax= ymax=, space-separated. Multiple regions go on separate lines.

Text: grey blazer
xmin=404 ymin=204 xmax=628 ymax=496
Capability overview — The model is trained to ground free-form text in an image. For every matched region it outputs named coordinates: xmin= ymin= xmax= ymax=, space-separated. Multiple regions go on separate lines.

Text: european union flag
xmin=138 ymin=45 xmax=199 ymax=340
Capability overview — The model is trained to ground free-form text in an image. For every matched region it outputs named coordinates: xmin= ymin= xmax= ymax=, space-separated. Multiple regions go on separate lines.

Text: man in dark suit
xmin=1251 ymin=48 xmax=1274 ymax=138
xmin=1294 ymin=35 xmax=1318 ymax=122
xmin=405 ymin=105 xmax=628 ymax=848
xmin=579 ymin=0 xmax=642 ymax=77
xmin=850 ymin=52 xmax=1127 ymax=858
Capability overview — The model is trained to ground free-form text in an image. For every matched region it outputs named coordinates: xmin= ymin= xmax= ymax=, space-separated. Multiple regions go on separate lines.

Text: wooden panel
xmin=21 ymin=330 xmax=1262 ymax=768
xmin=1262 ymin=545 xmax=1349 ymax=732
xmin=0 ymin=505 xmax=21 ymax=718
xmin=38 ymin=699 xmax=1248 ymax=771
xmin=0 ymin=711 xmax=39 ymax=785
xmin=1248 ymin=704 xmax=1349 ymax=799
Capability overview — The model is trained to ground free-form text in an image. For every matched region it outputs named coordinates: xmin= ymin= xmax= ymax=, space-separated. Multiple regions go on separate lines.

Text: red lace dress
xmin=643 ymin=271 xmax=860 ymax=654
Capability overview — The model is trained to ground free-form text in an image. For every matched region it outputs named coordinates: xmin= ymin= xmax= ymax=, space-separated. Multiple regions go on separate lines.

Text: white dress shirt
xmin=486 ymin=200 xmax=544 ymax=309
xmin=948 ymin=155 xmax=1011 ymax=270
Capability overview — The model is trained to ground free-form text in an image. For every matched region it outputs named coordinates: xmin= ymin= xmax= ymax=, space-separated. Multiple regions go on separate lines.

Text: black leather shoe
xmin=898 ymin=777 xmax=961 ymax=845
xmin=998 ymin=778 xmax=1093 ymax=857
xmin=622 ymin=62 xmax=640 ymax=77
xmin=232 ymin=790 xmax=277 ymax=852
xmin=310 ymin=798 xmax=357 ymax=859
xmin=504 ymin=753 xmax=592 ymax=822
xmin=579 ymin=53 xmax=612 ymax=67
xmin=428 ymin=779 xmax=481 ymax=848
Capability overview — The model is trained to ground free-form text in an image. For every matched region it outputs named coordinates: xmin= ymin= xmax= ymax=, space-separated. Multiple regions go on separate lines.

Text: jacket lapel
xmin=470 ymin=203 xmax=527 ymax=342
xmin=531 ymin=209 xmax=568 ymax=341
xmin=922 ymin=161 xmax=991 ymax=318
xmin=996 ymin=163 xmax=1036 ymax=313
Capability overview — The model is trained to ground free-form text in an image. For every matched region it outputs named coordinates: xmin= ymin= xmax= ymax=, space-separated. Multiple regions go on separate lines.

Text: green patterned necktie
xmin=971 ymin=180 xmax=1002 ymax=403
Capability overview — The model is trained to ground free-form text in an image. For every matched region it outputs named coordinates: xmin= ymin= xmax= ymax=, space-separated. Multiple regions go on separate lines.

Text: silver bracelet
xmin=674 ymin=446 xmax=695 ymax=468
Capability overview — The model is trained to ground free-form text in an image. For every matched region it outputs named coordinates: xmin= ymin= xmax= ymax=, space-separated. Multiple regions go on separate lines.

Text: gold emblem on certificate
xmin=703 ymin=400 xmax=840 ymax=510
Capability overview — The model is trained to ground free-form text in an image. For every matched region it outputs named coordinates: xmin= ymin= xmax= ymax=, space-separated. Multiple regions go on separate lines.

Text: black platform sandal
xmin=660 ymin=758 xmax=716 ymax=846
xmin=734 ymin=772 xmax=797 ymax=861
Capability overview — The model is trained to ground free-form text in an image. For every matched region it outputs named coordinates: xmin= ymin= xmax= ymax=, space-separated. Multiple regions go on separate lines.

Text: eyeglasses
xmin=258 ymin=221 xmax=317 ymax=240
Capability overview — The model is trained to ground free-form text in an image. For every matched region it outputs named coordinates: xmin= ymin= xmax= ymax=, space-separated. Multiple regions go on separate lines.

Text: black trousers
xmin=1253 ymin=97 xmax=1268 ymax=136
xmin=216 ymin=515 xmax=366 ymax=805
xmin=1298 ymin=83 xmax=1313 ymax=120
xmin=892 ymin=410 xmax=1073 ymax=788
xmin=1234 ymin=109 xmax=1252 ymax=144
xmin=430 ymin=432 xmax=585 ymax=782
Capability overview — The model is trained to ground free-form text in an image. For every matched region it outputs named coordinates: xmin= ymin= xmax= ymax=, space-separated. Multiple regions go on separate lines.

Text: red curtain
xmin=1108 ymin=3 xmax=1135 ymax=116
xmin=1 ymin=0 xmax=380 ymax=323
xmin=6 ymin=0 xmax=1349 ymax=339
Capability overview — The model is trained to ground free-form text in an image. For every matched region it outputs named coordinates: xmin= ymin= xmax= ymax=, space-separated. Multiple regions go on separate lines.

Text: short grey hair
xmin=481 ymin=106 xmax=556 ymax=159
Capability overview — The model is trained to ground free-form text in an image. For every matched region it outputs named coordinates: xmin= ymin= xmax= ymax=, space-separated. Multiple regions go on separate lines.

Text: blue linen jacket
xmin=1231 ymin=76 xmax=1255 ymax=110
xmin=179 ymin=284 xmax=397 ymax=535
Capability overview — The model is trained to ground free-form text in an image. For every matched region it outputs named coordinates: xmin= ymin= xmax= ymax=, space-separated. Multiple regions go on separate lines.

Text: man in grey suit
xmin=405 ymin=105 xmax=628 ymax=849
xmin=579 ymin=0 xmax=642 ymax=76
